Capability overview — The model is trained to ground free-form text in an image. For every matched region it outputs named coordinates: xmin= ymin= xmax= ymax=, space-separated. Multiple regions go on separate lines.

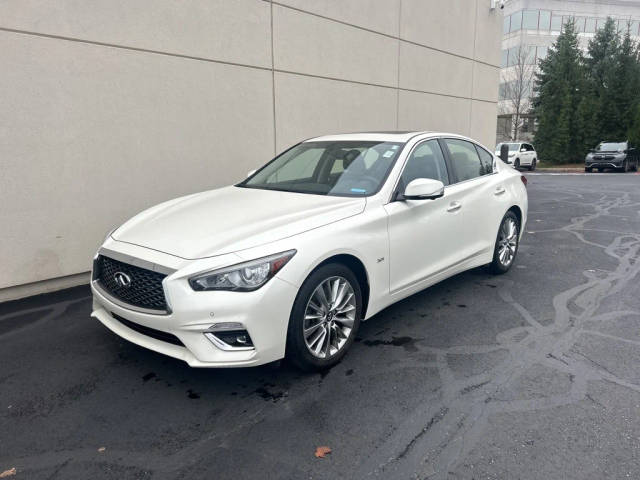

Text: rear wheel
xmin=488 ymin=211 xmax=520 ymax=274
xmin=528 ymin=158 xmax=537 ymax=171
xmin=286 ymin=263 xmax=362 ymax=371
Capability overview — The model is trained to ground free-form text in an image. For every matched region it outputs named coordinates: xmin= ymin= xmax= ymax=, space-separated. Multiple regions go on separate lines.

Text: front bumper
xmin=586 ymin=158 xmax=624 ymax=169
xmin=91 ymin=244 xmax=299 ymax=368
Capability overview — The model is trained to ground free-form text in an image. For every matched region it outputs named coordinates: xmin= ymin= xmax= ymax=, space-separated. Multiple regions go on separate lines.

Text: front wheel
xmin=528 ymin=159 xmax=537 ymax=171
xmin=585 ymin=167 xmax=593 ymax=173
xmin=514 ymin=158 xmax=520 ymax=169
xmin=488 ymin=211 xmax=520 ymax=274
xmin=286 ymin=264 xmax=362 ymax=371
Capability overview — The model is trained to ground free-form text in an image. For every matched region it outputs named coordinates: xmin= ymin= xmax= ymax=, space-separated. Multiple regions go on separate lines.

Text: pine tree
xmin=533 ymin=19 xmax=584 ymax=163
xmin=612 ymin=29 xmax=640 ymax=141
xmin=584 ymin=18 xmax=622 ymax=144
xmin=630 ymin=103 xmax=640 ymax=146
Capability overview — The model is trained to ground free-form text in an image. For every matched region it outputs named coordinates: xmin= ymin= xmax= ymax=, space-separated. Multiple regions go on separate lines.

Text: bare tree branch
xmin=500 ymin=45 xmax=537 ymax=141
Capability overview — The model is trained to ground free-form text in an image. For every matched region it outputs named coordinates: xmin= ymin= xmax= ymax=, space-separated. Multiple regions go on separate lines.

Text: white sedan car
xmin=494 ymin=142 xmax=537 ymax=171
xmin=91 ymin=131 xmax=528 ymax=370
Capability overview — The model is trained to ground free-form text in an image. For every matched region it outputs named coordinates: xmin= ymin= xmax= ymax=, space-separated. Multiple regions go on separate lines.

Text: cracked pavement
xmin=2 ymin=173 xmax=640 ymax=479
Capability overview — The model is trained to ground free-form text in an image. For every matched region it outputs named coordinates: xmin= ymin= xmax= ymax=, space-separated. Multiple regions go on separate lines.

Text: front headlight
xmin=189 ymin=250 xmax=296 ymax=292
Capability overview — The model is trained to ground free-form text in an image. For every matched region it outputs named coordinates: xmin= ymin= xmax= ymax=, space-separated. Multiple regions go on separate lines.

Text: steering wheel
xmin=340 ymin=173 xmax=379 ymax=190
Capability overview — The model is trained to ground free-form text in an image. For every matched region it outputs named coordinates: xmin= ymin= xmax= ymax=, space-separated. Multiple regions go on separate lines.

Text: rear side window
xmin=399 ymin=140 xmax=449 ymax=187
xmin=475 ymin=145 xmax=494 ymax=175
xmin=444 ymin=139 xmax=484 ymax=182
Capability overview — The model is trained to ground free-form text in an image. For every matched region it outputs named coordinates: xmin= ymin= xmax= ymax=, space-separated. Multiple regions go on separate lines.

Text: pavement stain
xmin=253 ymin=386 xmax=288 ymax=403
xmin=186 ymin=389 xmax=200 ymax=399
xmin=362 ymin=336 xmax=420 ymax=352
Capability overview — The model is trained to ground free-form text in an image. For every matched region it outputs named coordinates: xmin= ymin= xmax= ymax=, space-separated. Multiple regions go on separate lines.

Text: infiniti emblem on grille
xmin=114 ymin=271 xmax=132 ymax=288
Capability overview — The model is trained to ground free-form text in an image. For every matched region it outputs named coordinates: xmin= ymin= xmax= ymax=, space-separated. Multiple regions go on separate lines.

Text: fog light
xmin=204 ymin=329 xmax=254 ymax=351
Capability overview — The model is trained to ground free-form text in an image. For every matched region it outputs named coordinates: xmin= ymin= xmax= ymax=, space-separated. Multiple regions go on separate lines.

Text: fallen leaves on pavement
xmin=314 ymin=446 xmax=331 ymax=458
xmin=98 ymin=447 xmax=106 ymax=453
xmin=0 ymin=468 xmax=16 ymax=478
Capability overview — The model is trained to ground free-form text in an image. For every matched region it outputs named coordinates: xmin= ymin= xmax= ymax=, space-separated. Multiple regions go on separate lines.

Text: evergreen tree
xmin=584 ymin=18 xmax=622 ymax=144
xmin=612 ymin=29 xmax=640 ymax=141
xmin=533 ymin=17 xmax=640 ymax=162
xmin=533 ymin=19 xmax=584 ymax=163
xmin=630 ymin=103 xmax=640 ymax=146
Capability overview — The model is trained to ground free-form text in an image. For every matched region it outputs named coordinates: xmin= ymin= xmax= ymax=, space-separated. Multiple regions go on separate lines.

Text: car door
xmin=440 ymin=138 xmax=506 ymax=262
xmin=384 ymin=139 xmax=461 ymax=294
xmin=520 ymin=143 xmax=530 ymax=165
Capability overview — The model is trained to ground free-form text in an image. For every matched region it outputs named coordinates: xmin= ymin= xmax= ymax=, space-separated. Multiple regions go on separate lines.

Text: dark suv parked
xmin=585 ymin=141 xmax=638 ymax=173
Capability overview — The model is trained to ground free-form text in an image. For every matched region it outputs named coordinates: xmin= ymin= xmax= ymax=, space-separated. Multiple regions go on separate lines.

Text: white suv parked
xmin=495 ymin=142 xmax=537 ymax=171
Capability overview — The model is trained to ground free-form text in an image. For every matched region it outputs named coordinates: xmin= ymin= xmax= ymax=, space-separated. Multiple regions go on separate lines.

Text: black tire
xmin=286 ymin=263 xmax=362 ymax=371
xmin=488 ymin=211 xmax=520 ymax=275
xmin=597 ymin=167 xmax=604 ymax=173
xmin=620 ymin=160 xmax=629 ymax=173
xmin=514 ymin=158 xmax=520 ymax=169
xmin=528 ymin=159 xmax=536 ymax=171
xmin=585 ymin=167 xmax=593 ymax=173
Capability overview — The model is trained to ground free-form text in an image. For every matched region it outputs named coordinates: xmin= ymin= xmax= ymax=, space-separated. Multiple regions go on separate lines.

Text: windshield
xmin=239 ymin=141 xmax=404 ymax=197
xmin=495 ymin=143 xmax=520 ymax=152
xmin=595 ymin=142 xmax=626 ymax=152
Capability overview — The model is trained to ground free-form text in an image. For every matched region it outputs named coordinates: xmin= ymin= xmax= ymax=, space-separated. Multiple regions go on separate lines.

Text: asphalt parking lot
xmin=2 ymin=173 xmax=640 ymax=479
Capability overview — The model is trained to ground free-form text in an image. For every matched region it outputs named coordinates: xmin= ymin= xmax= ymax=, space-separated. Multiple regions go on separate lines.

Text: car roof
xmin=304 ymin=131 xmax=460 ymax=143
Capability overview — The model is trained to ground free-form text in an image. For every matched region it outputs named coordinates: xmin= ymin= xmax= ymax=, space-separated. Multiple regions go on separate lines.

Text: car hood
xmin=112 ymin=186 xmax=366 ymax=259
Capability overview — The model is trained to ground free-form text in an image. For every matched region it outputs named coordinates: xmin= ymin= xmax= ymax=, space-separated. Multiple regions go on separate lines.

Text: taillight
xmin=520 ymin=175 xmax=528 ymax=187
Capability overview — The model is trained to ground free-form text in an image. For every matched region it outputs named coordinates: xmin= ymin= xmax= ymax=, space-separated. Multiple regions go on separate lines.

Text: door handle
xmin=447 ymin=201 xmax=462 ymax=212
xmin=494 ymin=186 xmax=506 ymax=196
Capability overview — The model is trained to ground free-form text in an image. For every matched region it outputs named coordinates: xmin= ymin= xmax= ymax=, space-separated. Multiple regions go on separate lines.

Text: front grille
xmin=112 ymin=313 xmax=184 ymax=347
xmin=96 ymin=255 xmax=167 ymax=312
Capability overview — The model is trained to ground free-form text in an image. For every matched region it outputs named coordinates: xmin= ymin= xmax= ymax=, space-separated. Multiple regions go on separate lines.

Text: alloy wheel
xmin=498 ymin=217 xmax=518 ymax=267
xmin=303 ymin=276 xmax=356 ymax=359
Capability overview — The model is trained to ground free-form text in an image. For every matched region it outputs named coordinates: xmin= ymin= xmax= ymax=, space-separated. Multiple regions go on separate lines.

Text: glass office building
xmin=497 ymin=0 xmax=640 ymax=144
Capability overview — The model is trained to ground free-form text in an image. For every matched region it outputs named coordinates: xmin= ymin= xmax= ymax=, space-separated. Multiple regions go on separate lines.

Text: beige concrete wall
xmin=0 ymin=0 xmax=502 ymax=300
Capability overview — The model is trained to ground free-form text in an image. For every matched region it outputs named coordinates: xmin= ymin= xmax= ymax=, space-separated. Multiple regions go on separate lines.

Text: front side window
xmin=240 ymin=141 xmax=403 ymax=197
xmin=444 ymin=139 xmax=485 ymax=182
xmin=399 ymin=140 xmax=449 ymax=189
xmin=475 ymin=146 xmax=494 ymax=174
xmin=551 ymin=13 xmax=562 ymax=32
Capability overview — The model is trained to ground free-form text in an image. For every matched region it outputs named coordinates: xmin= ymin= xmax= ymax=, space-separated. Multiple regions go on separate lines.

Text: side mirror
xmin=520 ymin=148 xmax=526 ymax=152
xmin=247 ymin=169 xmax=256 ymax=178
xmin=403 ymin=178 xmax=445 ymax=201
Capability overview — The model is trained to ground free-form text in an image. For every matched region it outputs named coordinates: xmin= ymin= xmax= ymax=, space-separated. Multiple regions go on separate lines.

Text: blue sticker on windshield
xmin=350 ymin=188 xmax=367 ymax=194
